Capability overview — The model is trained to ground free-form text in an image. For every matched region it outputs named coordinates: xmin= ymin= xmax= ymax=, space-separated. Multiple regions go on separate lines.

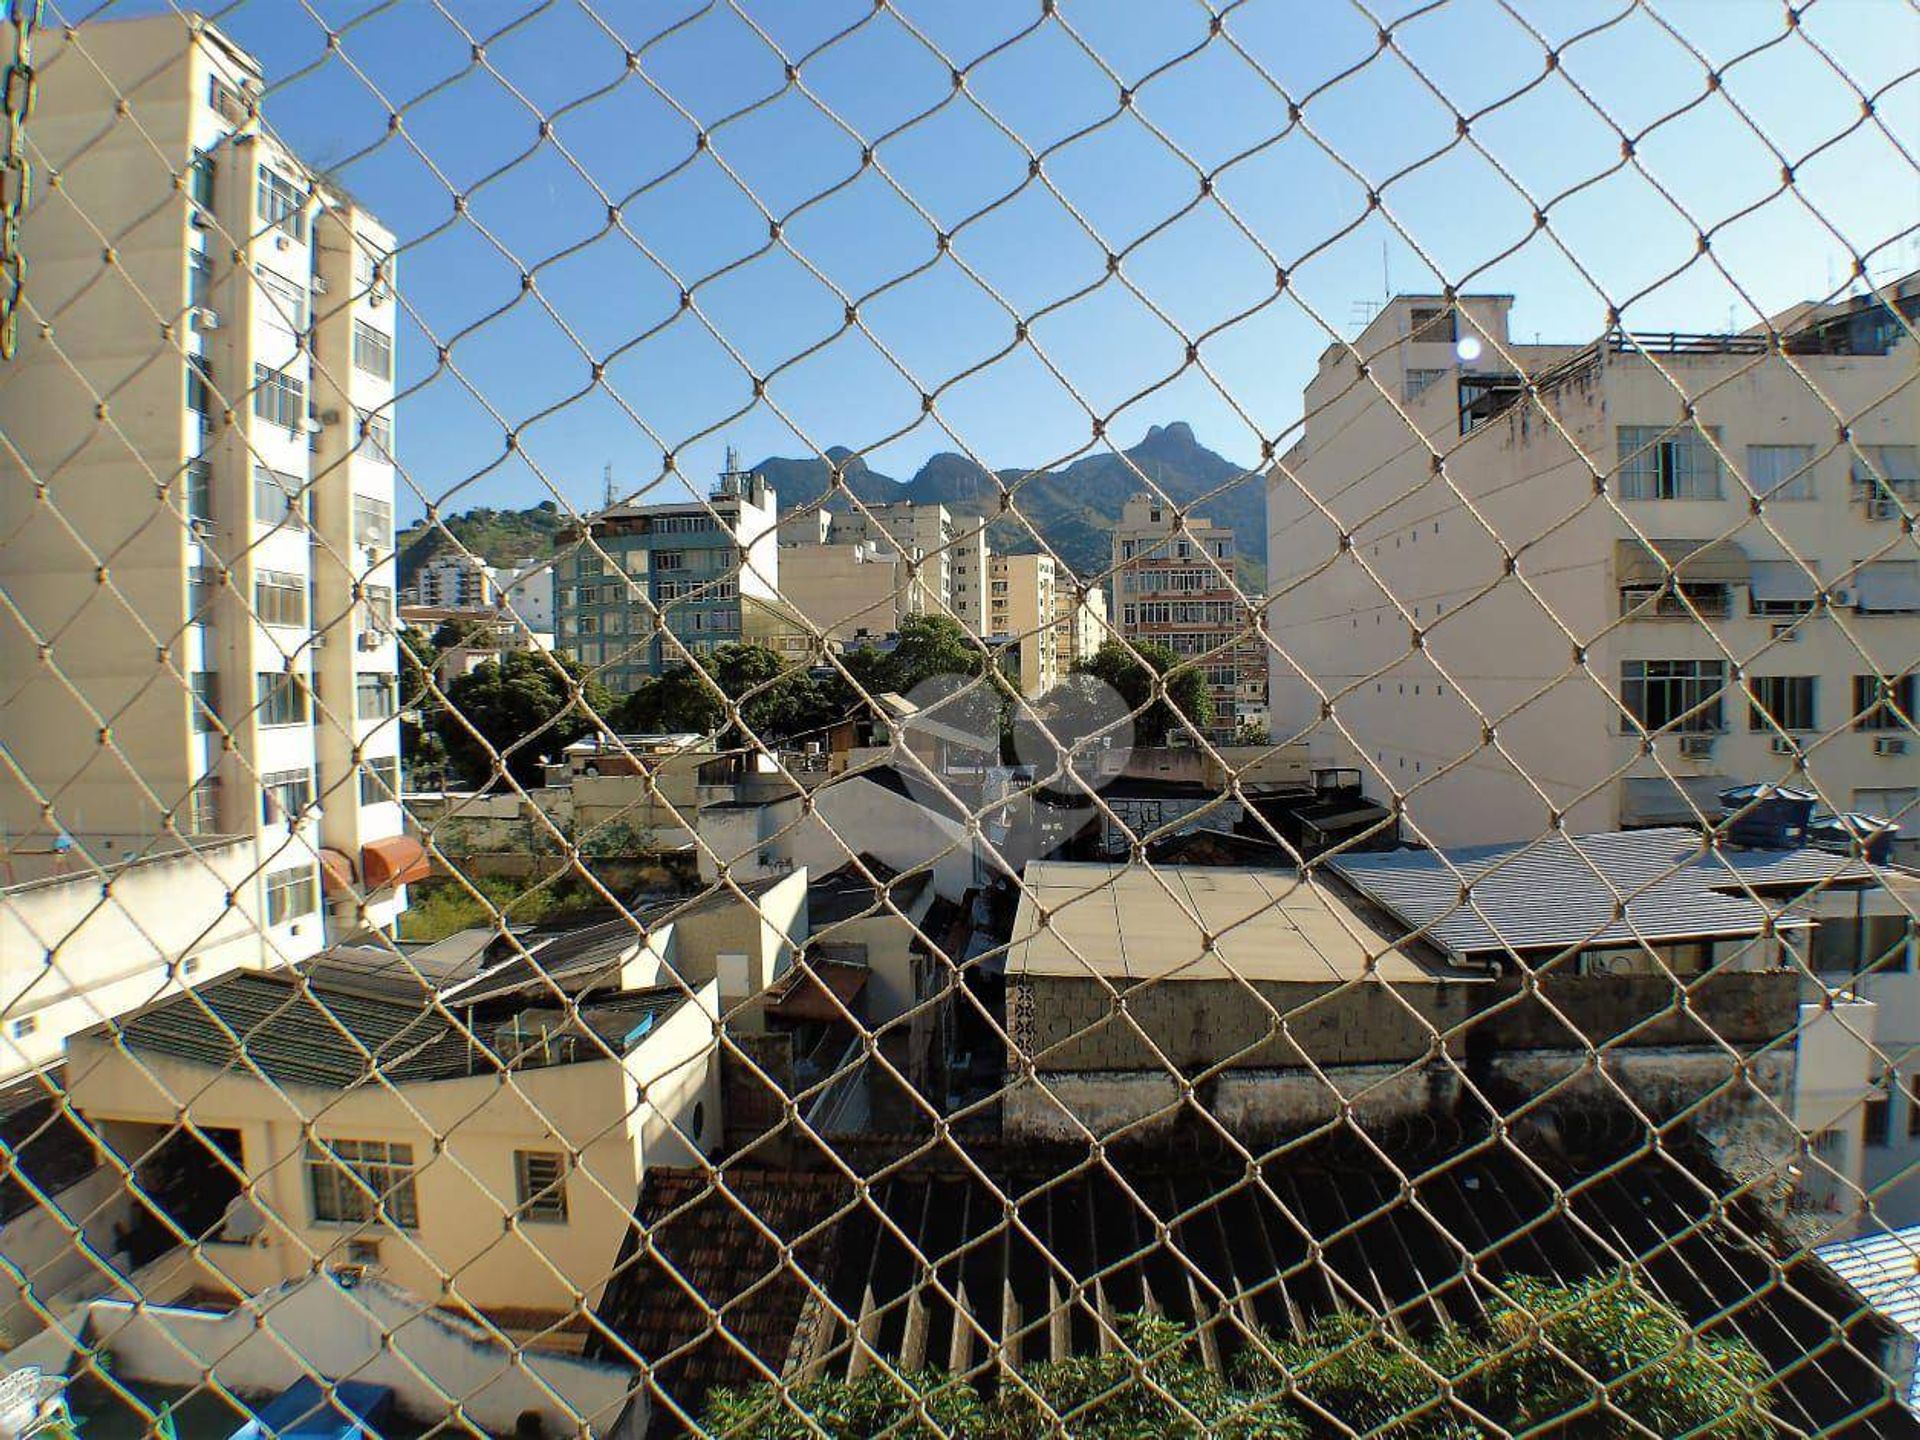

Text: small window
xmin=1864 ymin=1078 xmax=1892 ymax=1149
xmin=187 ymin=777 xmax=220 ymax=835
xmin=252 ymin=364 xmax=305 ymax=431
xmin=1409 ymin=306 xmax=1457 ymax=342
xmin=254 ymin=569 xmax=308 ymax=628
xmin=306 ymin=1138 xmax=417 ymax=1228
xmin=513 ymin=1150 xmax=569 ymax=1223
xmin=189 ymin=149 xmax=216 ymax=213
xmin=1746 ymin=444 xmax=1817 ymax=502
xmin=256 ymin=165 xmax=307 ymax=242
xmin=1617 ymin=425 xmax=1724 ymax=501
xmin=253 ymin=265 xmax=309 ymax=332
xmin=356 ymin=673 xmax=397 ymax=720
xmin=256 ymin=672 xmax=310 ymax=728
xmin=359 ymin=755 xmax=400 ymax=806
xmin=1853 ymin=445 xmax=1920 ymax=506
xmin=253 ymin=467 xmax=305 ymax=529
xmin=189 ymin=249 xmax=213 ymax=312
xmin=1619 ymin=659 xmax=1725 ymax=733
xmin=260 ymin=769 xmax=313 ymax=826
xmin=187 ymin=355 xmax=215 ymax=417
xmin=185 ymin=460 xmax=213 ymax=528
xmin=190 ymin=671 xmax=219 ymax=732
xmin=352 ymin=321 xmax=393 ymax=380
xmin=11 ymin=1017 xmax=36 ymax=1040
xmin=353 ymin=495 xmax=393 ymax=551
xmin=1748 ymin=676 xmax=1817 ymax=733
xmin=265 ymin=865 xmax=318 ymax=925
xmin=360 ymin=412 xmax=394 ymax=465
xmin=1854 ymin=673 xmax=1916 ymax=732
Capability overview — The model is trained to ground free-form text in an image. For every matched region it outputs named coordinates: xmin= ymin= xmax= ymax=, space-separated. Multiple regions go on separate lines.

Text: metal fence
xmin=0 ymin=1 xmax=1917 ymax=1437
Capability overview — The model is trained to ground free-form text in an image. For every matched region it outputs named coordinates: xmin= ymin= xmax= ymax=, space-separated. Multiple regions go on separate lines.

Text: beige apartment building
xmin=774 ymin=538 xmax=922 ymax=645
xmin=0 ymin=15 xmax=418 ymax=958
xmin=783 ymin=499 xmax=990 ymax=636
xmin=989 ymin=552 xmax=1061 ymax=696
xmin=1266 ymin=281 xmax=1920 ymax=848
xmin=1054 ymin=578 xmax=1109 ymax=669
xmin=1111 ymin=494 xmax=1266 ymax=742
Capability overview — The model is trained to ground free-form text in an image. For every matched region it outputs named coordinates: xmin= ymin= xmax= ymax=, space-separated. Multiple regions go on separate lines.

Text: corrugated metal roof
xmin=1816 ymin=1224 xmax=1920 ymax=1408
xmin=1328 ymin=827 xmax=1868 ymax=960
xmin=104 ymin=971 xmax=685 ymax=1089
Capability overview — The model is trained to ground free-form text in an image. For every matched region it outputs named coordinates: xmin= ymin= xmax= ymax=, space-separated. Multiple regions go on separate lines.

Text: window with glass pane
xmin=187 ymin=355 xmax=214 ymax=416
xmin=191 ymin=671 xmax=219 ymax=732
xmin=514 ymin=1150 xmax=569 ymax=1223
xmin=1853 ymin=445 xmax=1920 ymax=501
xmin=361 ymin=412 xmax=394 ymax=465
xmin=260 ymin=769 xmax=313 ymax=825
xmin=189 ymin=564 xmax=220 ymax=619
xmin=353 ymin=321 xmax=393 ymax=379
xmin=1865 ymin=1077 xmax=1893 ymax=1148
xmin=265 ymin=865 xmax=317 ymax=925
xmin=256 ymin=672 xmax=309 ymax=727
xmin=353 ymin=495 xmax=393 ymax=550
xmin=254 ymin=570 xmax=307 ymax=628
xmin=253 ymin=466 xmax=304 ymax=529
xmin=1617 ymin=425 xmax=1724 ymax=500
xmin=1619 ymin=659 xmax=1726 ymax=732
xmin=359 ymin=755 xmax=399 ymax=805
xmin=189 ymin=149 xmax=216 ymax=212
xmin=255 ymin=165 xmax=306 ymax=241
xmin=306 ymin=1139 xmax=417 ymax=1228
xmin=252 ymin=364 xmax=305 ymax=430
xmin=1854 ymin=673 xmax=1916 ymax=731
xmin=356 ymin=673 xmax=397 ymax=719
xmin=361 ymin=585 xmax=394 ymax=639
xmin=189 ymin=249 xmax=212 ymax=312
xmin=185 ymin=460 xmax=213 ymax=528
xmin=187 ymin=777 xmax=220 ymax=835
xmin=1748 ymin=676 xmax=1818 ymax=732
xmin=1745 ymin=444 xmax=1816 ymax=501
xmin=253 ymin=265 xmax=308 ymax=331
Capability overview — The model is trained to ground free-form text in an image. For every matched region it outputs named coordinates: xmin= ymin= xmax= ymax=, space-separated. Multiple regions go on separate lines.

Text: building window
xmin=360 ymin=412 xmax=394 ymax=465
xmin=352 ymin=321 xmax=393 ymax=379
xmin=252 ymin=364 xmax=305 ymax=431
xmin=1409 ymin=305 xmax=1457 ymax=342
xmin=253 ymin=265 xmax=308 ymax=331
xmin=256 ymin=672 xmax=310 ymax=727
xmin=1748 ymin=676 xmax=1817 ymax=733
xmin=256 ymin=165 xmax=307 ymax=242
xmin=1853 ymin=673 xmax=1916 ymax=731
xmin=353 ymin=495 xmax=393 ymax=551
xmin=1619 ymin=659 xmax=1725 ymax=733
xmin=190 ymin=671 xmax=219 ymax=732
xmin=253 ymin=466 xmax=305 ymax=529
xmin=1864 ymin=1078 xmax=1892 ymax=1149
xmin=360 ymin=754 xmax=400 ymax=805
xmin=1745 ymin=444 xmax=1816 ymax=502
xmin=306 ymin=1139 xmax=417 ymax=1228
xmin=1852 ymin=445 xmax=1920 ymax=513
xmin=189 ymin=148 xmax=216 ymax=213
xmin=654 ymin=551 xmax=685 ymax=572
xmin=1405 ymin=368 xmax=1447 ymax=399
xmin=189 ymin=249 xmax=213 ymax=312
xmin=356 ymin=673 xmax=398 ymax=720
xmin=1618 ymin=582 xmax=1730 ymax=619
xmin=265 ymin=865 xmax=318 ymax=926
xmin=513 ymin=1150 xmax=569 ymax=1223
xmin=260 ymin=769 xmax=313 ymax=826
xmin=1617 ymin=425 xmax=1723 ymax=501
xmin=253 ymin=569 xmax=308 ymax=628
xmin=361 ymin=585 xmax=394 ymax=639
xmin=189 ymin=564 xmax=221 ymax=617
xmin=187 ymin=777 xmax=220 ymax=835
xmin=185 ymin=460 xmax=213 ymax=529
xmin=187 ymin=355 xmax=215 ymax=417
xmin=1855 ymin=787 xmax=1917 ymax=822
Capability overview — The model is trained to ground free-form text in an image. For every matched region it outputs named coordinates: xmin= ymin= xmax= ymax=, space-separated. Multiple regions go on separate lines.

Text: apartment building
xmin=776 ymin=539 xmax=921 ymax=644
xmin=1265 ymin=282 xmax=1920 ymax=847
xmin=0 ymin=15 xmax=418 ymax=952
xmin=558 ymin=463 xmax=806 ymax=692
xmin=409 ymin=552 xmax=555 ymax=633
xmin=1111 ymin=494 xmax=1266 ymax=742
xmin=988 ymin=553 xmax=1060 ymax=696
xmin=782 ymin=500 xmax=990 ymax=636
xmin=1054 ymin=580 xmax=1109 ymax=669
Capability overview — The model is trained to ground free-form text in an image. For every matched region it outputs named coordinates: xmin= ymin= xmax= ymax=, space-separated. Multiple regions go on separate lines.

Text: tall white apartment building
xmin=1266 ymin=282 xmax=1920 ymax=849
xmin=412 ymin=550 xmax=495 ymax=611
xmin=0 ymin=15 xmax=421 ymax=959
xmin=1111 ymin=494 xmax=1266 ymax=742
xmin=989 ymin=553 xmax=1060 ymax=696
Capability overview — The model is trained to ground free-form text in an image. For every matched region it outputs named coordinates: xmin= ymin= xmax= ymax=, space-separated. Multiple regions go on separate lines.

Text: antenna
xmin=603 ymin=463 xmax=614 ymax=509
xmin=1382 ymin=238 xmax=1391 ymax=302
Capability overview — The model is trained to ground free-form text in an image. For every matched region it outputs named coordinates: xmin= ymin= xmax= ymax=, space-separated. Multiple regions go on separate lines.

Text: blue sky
xmin=89 ymin=0 xmax=1920 ymax=522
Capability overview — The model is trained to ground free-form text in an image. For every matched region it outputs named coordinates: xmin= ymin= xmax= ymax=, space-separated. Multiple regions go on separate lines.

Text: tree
xmin=1074 ymin=639 xmax=1213 ymax=747
xmin=612 ymin=643 xmax=830 ymax=745
xmin=887 ymin=613 xmax=987 ymax=695
xmin=398 ymin=626 xmax=447 ymax=787
xmin=438 ymin=650 xmax=611 ymax=786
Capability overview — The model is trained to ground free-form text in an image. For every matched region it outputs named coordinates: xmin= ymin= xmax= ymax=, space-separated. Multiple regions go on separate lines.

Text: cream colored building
xmin=775 ymin=539 xmax=921 ymax=644
xmin=1112 ymin=494 xmax=1266 ymax=742
xmin=1053 ymin=577 xmax=1109 ymax=668
xmin=1267 ymin=282 xmax=1920 ymax=848
xmin=0 ymin=14 xmax=418 ymax=947
xmin=989 ymin=552 xmax=1061 ymax=696
xmin=784 ymin=500 xmax=990 ymax=636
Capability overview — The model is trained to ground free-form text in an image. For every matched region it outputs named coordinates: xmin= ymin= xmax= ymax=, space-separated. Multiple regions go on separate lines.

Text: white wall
xmin=0 ymin=1166 xmax=128 ymax=1343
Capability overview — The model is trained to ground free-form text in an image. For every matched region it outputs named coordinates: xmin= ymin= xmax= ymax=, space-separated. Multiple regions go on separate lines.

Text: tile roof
xmin=101 ymin=971 xmax=686 ymax=1090
xmin=1816 ymin=1224 xmax=1920 ymax=1408
xmin=808 ymin=855 xmax=931 ymax=926
xmin=1327 ymin=827 xmax=1871 ymax=961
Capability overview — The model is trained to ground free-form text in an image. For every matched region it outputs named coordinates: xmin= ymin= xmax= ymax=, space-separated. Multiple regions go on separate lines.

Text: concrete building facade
xmin=781 ymin=500 xmax=990 ymax=636
xmin=1266 ymin=282 xmax=1920 ymax=849
xmin=1054 ymin=577 xmax=1109 ymax=669
xmin=774 ymin=540 xmax=920 ymax=645
xmin=1111 ymin=494 xmax=1266 ymax=742
xmin=988 ymin=553 xmax=1060 ymax=696
xmin=0 ymin=14 xmax=416 ymax=945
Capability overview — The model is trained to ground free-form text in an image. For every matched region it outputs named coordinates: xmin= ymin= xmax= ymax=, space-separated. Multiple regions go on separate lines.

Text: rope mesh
xmin=0 ymin=2 xmax=1916 ymax=1437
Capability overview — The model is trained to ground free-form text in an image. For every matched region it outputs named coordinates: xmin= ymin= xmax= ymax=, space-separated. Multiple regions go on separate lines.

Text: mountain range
xmin=399 ymin=423 xmax=1266 ymax=593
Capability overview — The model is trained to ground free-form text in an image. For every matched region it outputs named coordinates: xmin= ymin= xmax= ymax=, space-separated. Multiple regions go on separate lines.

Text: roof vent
xmin=1809 ymin=812 xmax=1901 ymax=866
xmin=1717 ymin=783 xmax=1817 ymax=850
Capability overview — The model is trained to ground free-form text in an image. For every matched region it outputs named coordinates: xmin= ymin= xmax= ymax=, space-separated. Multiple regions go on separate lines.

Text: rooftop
xmin=95 ymin=970 xmax=688 ymax=1089
xmin=808 ymin=855 xmax=932 ymax=928
xmin=0 ymin=832 xmax=252 ymax=892
xmin=1003 ymin=861 xmax=1448 ymax=984
xmin=1327 ymin=827 xmax=1876 ymax=962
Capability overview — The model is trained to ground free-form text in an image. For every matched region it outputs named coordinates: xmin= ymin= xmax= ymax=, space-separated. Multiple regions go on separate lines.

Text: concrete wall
xmin=69 ymin=1275 xmax=635 ymax=1435
xmin=0 ymin=1165 xmax=128 ymax=1343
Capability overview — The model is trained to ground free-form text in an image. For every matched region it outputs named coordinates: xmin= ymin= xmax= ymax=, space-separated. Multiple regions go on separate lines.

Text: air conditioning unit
xmin=1875 ymin=736 xmax=1910 ymax=757
xmin=1678 ymin=735 xmax=1717 ymax=759
xmin=191 ymin=307 xmax=221 ymax=332
xmin=309 ymin=632 xmax=326 ymax=650
xmin=1770 ymin=736 xmax=1796 ymax=756
xmin=319 ymin=408 xmax=342 ymax=426
xmin=1769 ymin=623 xmax=1801 ymax=642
